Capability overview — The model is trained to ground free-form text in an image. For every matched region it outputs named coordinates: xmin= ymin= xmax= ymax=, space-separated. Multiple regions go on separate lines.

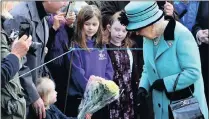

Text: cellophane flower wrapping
xmin=77 ymin=75 xmax=119 ymax=119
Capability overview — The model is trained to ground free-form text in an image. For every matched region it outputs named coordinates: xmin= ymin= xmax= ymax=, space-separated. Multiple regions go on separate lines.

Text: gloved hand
xmin=151 ymin=79 xmax=165 ymax=91
xmin=136 ymin=87 xmax=148 ymax=107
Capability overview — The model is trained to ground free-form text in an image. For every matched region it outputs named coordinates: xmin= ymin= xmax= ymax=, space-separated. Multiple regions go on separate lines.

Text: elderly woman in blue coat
xmin=119 ymin=1 xmax=208 ymax=119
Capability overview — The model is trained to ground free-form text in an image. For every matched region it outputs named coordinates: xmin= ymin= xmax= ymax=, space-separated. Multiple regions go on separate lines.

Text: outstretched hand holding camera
xmin=11 ymin=35 xmax=32 ymax=59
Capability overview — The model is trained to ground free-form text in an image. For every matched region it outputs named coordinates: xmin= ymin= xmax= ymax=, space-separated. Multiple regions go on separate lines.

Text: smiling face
xmin=108 ymin=20 xmax=128 ymax=45
xmin=83 ymin=16 xmax=100 ymax=39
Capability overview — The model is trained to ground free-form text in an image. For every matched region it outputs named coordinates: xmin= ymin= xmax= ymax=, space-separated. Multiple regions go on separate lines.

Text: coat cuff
xmin=139 ymin=78 xmax=150 ymax=92
xmin=7 ymin=54 xmax=20 ymax=73
xmin=163 ymin=73 xmax=179 ymax=92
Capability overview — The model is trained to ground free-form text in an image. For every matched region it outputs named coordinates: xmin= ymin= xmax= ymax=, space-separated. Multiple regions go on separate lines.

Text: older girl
xmin=66 ymin=5 xmax=114 ymax=119
xmin=106 ymin=11 xmax=136 ymax=119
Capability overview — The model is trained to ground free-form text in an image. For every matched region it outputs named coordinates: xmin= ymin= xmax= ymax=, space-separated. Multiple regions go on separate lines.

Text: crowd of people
xmin=1 ymin=1 xmax=208 ymax=119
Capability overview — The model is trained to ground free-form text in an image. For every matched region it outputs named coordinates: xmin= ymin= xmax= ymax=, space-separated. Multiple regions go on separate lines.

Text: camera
xmin=9 ymin=22 xmax=42 ymax=56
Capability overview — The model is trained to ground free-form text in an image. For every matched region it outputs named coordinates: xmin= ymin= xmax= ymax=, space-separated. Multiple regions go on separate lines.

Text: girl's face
xmin=108 ymin=21 xmax=128 ymax=44
xmin=83 ymin=16 xmax=100 ymax=39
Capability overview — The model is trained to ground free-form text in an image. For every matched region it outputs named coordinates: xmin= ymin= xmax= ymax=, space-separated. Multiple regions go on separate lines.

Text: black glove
xmin=151 ymin=79 xmax=165 ymax=91
xmin=137 ymin=87 xmax=148 ymax=107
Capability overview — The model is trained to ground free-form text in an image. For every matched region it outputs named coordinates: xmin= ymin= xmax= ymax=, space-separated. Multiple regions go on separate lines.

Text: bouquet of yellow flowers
xmin=77 ymin=75 xmax=119 ymax=119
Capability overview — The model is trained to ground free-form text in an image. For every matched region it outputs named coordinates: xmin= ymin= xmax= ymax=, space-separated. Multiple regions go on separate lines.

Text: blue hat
xmin=125 ymin=1 xmax=163 ymax=30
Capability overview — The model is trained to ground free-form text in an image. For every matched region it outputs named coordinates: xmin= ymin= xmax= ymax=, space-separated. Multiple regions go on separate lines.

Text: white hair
xmin=152 ymin=16 xmax=168 ymax=36
xmin=36 ymin=77 xmax=55 ymax=108
xmin=1 ymin=1 xmax=19 ymax=19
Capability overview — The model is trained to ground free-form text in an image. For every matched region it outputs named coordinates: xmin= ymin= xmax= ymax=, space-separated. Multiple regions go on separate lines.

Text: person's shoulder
xmin=3 ymin=15 xmax=31 ymax=35
xmin=175 ymin=21 xmax=193 ymax=37
xmin=10 ymin=2 xmax=30 ymax=17
xmin=174 ymin=21 xmax=195 ymax=41
xmin=175 ymin=21 xmax=190 ymax=32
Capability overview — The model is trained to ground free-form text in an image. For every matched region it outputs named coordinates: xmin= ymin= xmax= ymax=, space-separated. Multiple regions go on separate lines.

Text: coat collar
xmin=144 ymin=17 xmax=176 ymax=69
xmin=27 ymin=2 xmax=40 ymax=23
xmin=27 ymin=2 xmax=48 ymax=44
xmin=164 ymin=17 xmax=175 ymax=41
xmin=155 ymin=17 xmax=176 ymax=60
xmin=27 ymin=2 xmax=47 ymax=23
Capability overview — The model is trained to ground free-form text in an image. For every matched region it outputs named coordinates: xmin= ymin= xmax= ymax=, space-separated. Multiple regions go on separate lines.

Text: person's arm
xmin=1 ymin=32 xmax=18 ymax=85
xmin=105 ymin=52 xmax=114 ymax=80
xmin=192 ymin=2 xmax=202 ymax=41
xmin=64 ymin=25 xmax=74 ymax=43
xmin=139 ymin=65 xmax=150 ymax=92
xmin=70 ymin=49 xmax=88 ymax=93
xmin=46 ymin=15 xmax=58 ymax=50
xmin=158 ymin=1 xmax=179 ymax=20
xmin=1 ymin=32 xmax=31 ymax=88
xmin=163 ymin=30 xmax=201 ymax=93
xmin=1 ymin=54 xmax=20 ymax=88
xmin=50 ymin=105 xmax=70 ymax=119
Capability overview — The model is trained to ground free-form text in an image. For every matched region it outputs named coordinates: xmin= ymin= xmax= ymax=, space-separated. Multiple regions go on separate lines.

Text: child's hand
xmin=66 ymin=12 xmax=76 ymax=27
xmin=52 ymin=13 xmax=66 ymax=31
xmin=89 ymin=75 xmax=96 ymax=81
xmin=85 ymin=113 xmax=92 ymax=119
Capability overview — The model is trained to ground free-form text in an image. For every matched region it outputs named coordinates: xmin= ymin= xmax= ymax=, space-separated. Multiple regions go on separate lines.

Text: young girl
xmin=35 ymin=77 xmax=70 ymax=119
xmin=106 ymin=11 xmax=139 ymax=119
xmin=66 ymin=5 xmax=114 ymax=119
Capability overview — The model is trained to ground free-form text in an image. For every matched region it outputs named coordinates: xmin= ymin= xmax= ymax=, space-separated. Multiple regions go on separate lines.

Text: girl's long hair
xmin=73 ymin=5 xmax=103 ymax=49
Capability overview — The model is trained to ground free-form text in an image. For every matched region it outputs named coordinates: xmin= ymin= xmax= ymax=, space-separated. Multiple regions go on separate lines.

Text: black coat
xmin=192 ymin=1 xmax=209 ymax=105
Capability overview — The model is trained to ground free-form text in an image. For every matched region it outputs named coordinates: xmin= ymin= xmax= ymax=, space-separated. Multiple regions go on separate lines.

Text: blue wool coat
xmin=139 ymin=20 xmax=208 ymax=119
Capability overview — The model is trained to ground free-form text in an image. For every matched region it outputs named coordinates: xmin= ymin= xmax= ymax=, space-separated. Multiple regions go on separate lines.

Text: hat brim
xmin=126 ymin=10 xmax=163 ymax=31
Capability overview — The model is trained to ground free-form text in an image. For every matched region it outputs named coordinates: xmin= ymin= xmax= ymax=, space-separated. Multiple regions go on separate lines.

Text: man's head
xmin=43 ymin=1 xmax=68 ymax=14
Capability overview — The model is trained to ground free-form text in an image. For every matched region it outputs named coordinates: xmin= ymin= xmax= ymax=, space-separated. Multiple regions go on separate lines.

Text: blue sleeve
xmin=105 ymin=52 xmax=114 ymax=80
xmin=1 ymin=54 xmax=19 ymax=88
xmin=70 ymin=49 xmax=88 ymax=94
xmin=50 ymin=105 xmax=70 ymax=119
xmin=164 ymin=30 xmax=201 ymax=92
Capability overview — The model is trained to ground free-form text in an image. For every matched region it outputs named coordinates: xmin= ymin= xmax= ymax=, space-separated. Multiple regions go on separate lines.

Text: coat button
xmin=44 ymin=47 xmax=48 ymax=55
xmin=158 ymin=103 xmax=161 ymax=108
xmin=153 ymin=69 xmax=156 ymax=73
